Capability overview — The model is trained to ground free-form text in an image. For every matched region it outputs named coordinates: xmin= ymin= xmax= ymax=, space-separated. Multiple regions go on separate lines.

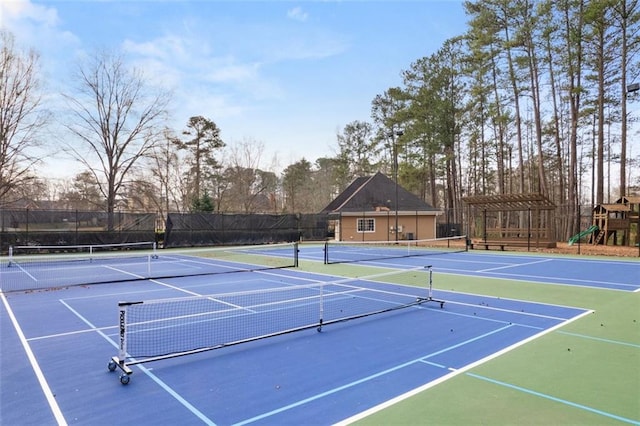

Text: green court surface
xmin=2 ymin=246 xmax=637 ymax=425
xmin=297 ymin=256 xmax=640 ymax=425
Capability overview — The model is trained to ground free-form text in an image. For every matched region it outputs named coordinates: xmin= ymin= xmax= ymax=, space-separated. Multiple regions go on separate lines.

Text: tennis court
xmin=1 ymin=242 xmax=638 ymax=425
xmin=312 ymin=240 xmax=640 ymax=292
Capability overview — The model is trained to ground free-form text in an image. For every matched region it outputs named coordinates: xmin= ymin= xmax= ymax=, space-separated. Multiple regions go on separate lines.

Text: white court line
xmin=335 ymin=309 xmax=594 ymax=425
xmin=480 ymin=269 xmax=639 ymax=289
xmin=102 ymin=265 xmax=251 ymax=312
xmin=434 ymin=268 xmax=638 ymax=291
xmin=320 ymin=259 xmax=637 ymax=292
xmin=364 ymin=257 xmax=514 ymax=269
xmin=242 ymin=261 xmax=640 ymax=295
xmin=58 ymin=299 xmax=216 ymax=426
xmin=27 ymin=325 xmax=117 ymax=341
xmin=442 ymin=299 xmax=572 ymax=322
xmin=468 ymin=373 xmax=640 ymax=425
xmin=158 ymin=255 xmax=244 ymax=272
xmin=235 ymin=324 xmax=515 ymax=425
xmin=12 ymin=263 xmax=38 ymax=282
xmin=160 ymin=253 xmax=288 ymax=274
xmin=29 ymin=270 xmax=572 ymax=344
xmin=460 ymin=251 xmax=640 ymax=266
xmin=1 ymin=292 xmax=67 ymax=426
xmin=478 ymin=258 xmax=554 ymax=273
xmin=557 ymin=330 xmax=640 ymax=349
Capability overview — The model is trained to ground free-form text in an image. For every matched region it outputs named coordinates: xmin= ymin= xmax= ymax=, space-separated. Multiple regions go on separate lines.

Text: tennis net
xmin=108 ymin=266 xmax=444 ymax=384
xmin=0 ymin=242 xmax=298 ymax=292
xmin=8 ymin=241 xmax=157 ymax=257
xmin=324 ymin=235 xmax=468 ymax=264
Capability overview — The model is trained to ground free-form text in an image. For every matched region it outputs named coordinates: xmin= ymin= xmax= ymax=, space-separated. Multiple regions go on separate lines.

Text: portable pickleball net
xmin=108 ymin=266 xmax=444 ymax=384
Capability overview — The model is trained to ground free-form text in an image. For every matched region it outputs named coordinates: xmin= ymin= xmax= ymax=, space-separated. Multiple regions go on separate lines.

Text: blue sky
xmin=1 ymin=0 xmax=468 ymax=178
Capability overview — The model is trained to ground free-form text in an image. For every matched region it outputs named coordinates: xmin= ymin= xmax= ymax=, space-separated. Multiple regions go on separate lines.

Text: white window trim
xmin=357 ymin=217 xmax=375 ymax=233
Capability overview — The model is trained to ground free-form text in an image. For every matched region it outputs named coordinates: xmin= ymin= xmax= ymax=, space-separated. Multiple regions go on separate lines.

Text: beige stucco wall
xmin=335 ymin=212 xmax=439 ymax=242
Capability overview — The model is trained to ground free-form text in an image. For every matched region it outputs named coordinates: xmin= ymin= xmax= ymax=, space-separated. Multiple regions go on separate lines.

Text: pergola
xmin=462 ymin=193 xmax=557 ymax=249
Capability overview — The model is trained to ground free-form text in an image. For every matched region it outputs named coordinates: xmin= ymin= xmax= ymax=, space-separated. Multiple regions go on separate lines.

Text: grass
xmin=297 ymin=254 xmax=640 ymax=425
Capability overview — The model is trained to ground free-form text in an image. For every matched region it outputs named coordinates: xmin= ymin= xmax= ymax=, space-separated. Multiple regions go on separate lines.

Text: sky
xmin=1 ymin=0 xmax=469 ymax=179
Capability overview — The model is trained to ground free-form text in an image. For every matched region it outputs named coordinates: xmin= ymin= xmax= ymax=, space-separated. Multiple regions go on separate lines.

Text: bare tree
xmin=0 ymin=30 xmax=47 ymax=205
xmin=223 ymin=139 xmax=277 ymax=213
xmin=147 ymin=128 xmax=186 ymax=214
xmin=58 ymin=171 xmax=104 ymax=210
xmin=64 ymin=51 xmax=169 ymax=228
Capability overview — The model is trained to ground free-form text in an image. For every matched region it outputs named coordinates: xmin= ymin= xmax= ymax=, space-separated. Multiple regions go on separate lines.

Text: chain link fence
xmin=0 ymin=209 xmax=157 ymax=253
xmin=163 ymin=212 xmax=328 ymax=248
xmin=2 ymin=205 xmax=636 ymax=255
xmin=0 ymin=209 xmax=330 ymax=254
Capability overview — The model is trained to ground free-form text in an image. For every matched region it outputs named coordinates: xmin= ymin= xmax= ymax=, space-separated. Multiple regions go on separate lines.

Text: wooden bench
xmin=471 ymin=241 xmax=507 ymax=250
xmin=470 ymin=240 xmax=556 ymax=251
xmin=471 ymin=241 xmax=513 ymax=250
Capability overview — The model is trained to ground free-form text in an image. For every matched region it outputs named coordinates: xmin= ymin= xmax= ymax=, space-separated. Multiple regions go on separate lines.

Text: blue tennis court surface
xmin=0 ymin=243 xmax=298 ymax=292
xmin=302 ymin=246 xmax=640 ymax=292
xmin=1 ymin=247 xmax=597 ymax=426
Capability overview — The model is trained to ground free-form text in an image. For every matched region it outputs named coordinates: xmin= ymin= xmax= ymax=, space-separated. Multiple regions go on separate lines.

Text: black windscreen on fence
xmin=164 ymin=213 xmax=329 ymax=247
xmin=0 ymin=209 xmax=329 ymax=253
xmin=0 ymin=209 xmax=157 ymax=253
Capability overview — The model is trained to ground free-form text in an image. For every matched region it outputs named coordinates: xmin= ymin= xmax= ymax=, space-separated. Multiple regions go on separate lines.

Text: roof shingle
xmin=321 ymin=172 xmax=438 ymax=213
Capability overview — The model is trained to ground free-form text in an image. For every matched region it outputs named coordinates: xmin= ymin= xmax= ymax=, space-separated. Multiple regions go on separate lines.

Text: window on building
xmin=357 ymin=218 xmax=375 ymax=233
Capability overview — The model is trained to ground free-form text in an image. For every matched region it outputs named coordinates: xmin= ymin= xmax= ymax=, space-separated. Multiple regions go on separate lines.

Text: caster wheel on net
xmin=120 ymin=374 xmax=131 ymax=385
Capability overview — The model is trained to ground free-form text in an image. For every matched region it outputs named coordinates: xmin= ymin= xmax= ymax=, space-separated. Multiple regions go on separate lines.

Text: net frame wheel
xmin=120 ymin=374 xmax=130 ymax=385
xmin=108 ymin=360 xmax=117 ymax=372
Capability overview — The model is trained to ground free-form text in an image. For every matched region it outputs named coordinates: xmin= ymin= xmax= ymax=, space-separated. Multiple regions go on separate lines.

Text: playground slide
xmin=568 ymin=225 xmax=599 ymax=245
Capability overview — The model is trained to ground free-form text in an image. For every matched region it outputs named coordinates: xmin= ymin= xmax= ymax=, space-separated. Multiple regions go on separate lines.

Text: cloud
xmin=0 ymin=0 xmax=77 ymax=52
xmin=2 ymin=1 xmax=348 ymax=174
xmin=121 ymin=32 xmax=284 ymax=126
xmin=0 ymin=0 xmax=80 ymax=93
xmin=205 ymin=59 xmax=260 ymax=84
xmin=269 ymin=31 xmax=348 ymax=62
xmin=287 ymin=7 xmax=308 ymax=22
xmin=122 ymin=35 xmax=189 ymax=62
xmin=122 ymin=34 xmax=270 ymax=88
xmin=0 ymin=0 xmax=59 ymax=27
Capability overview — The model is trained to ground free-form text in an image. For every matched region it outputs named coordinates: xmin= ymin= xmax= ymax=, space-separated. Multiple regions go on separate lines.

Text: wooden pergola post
xmin=462 ymin=193 xmax=557 ymax=250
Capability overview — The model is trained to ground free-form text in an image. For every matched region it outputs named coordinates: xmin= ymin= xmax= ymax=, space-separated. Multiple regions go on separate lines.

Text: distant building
xmin=321 ymin=172 xmax=441 ymax=241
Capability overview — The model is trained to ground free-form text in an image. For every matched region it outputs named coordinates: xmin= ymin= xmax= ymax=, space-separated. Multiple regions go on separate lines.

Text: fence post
xmin=577 ymin=205 xmax=581 ymax=255
xmin=482 ymin=209 xmax=487 ymax=243
xmin=527 ymin=207 xmax=531 ymax=251
xmin=75 ymin=209 xmax=79 ymax=245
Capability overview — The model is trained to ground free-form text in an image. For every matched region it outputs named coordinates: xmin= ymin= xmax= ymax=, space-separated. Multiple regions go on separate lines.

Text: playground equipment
xmin=568 ymin=225 xmax=598 ymax=246
xmin=590 ymin=196 xmax=640 ymax=246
